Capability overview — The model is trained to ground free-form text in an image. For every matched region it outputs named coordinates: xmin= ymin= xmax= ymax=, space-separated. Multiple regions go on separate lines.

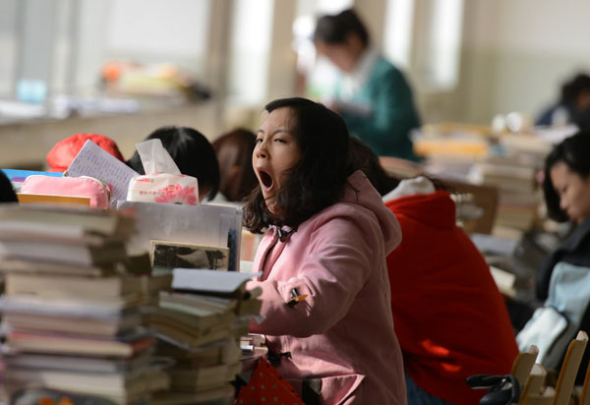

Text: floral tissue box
xmin=127 ymin=173 xmax=199 ymax=205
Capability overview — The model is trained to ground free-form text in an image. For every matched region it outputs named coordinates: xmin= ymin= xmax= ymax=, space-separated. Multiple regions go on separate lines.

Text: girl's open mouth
xmin=259 ymin=170 xmax=274 ymax=189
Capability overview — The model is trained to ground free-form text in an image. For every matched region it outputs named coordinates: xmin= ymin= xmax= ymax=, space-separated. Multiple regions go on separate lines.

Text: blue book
xmin=1 ymin=169 xmax=63 ymax=183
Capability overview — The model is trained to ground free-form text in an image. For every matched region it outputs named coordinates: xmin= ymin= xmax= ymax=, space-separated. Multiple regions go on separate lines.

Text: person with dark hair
xmin=313 ymin=8 xmax=420 ymax=161
xmin=244 ymin=97 xmax=406 ymax=404
xmin=349 ymin=138 xmax=518 ymax=405
xmin=542 ymin=132 xmax=590 ymax=224
xmin=127 ymin=126 xmax=220 ymax=202
xmin=0 ymin=170 xmax=18 ymax=203
xmin=536 ymin=73 xmax=590 ymax=131
xmin=516 ymin=132 xmax=590 ymax=382
xmin=211 ymin=128 xmax=258 ymax=202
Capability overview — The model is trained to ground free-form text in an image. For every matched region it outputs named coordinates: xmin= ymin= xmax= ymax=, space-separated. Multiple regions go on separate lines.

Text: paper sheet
xmin=172 ymin=269 xmax=261 ymax=293
xmin=66 ymin=140 xmax=139 ymax=202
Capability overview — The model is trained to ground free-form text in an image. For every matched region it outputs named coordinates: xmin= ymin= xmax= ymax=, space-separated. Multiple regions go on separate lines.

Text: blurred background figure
xmin=47 ymin=133 xmax=125 ymax=172
xmin=536 ymin=72 xmax=590 ymax=131
xmin=127 ymin=126 xmax=220 ymax=202
xmin=313 ymin=8 xmax=421 ymax=161
xmin=211 ymin=128 xmax=258 ymax=203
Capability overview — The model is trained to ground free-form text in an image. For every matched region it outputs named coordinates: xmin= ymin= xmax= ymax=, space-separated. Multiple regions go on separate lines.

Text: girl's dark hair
xmin=313 ymin=8 xmax=370 ymax=47
xmin=244 ymin=97 xmax=351 ymax=233
xmin=561 ymin=73 xmax=590 ymax=104
xmin=127 ymin=126 xmax=220 ymax=201
xmin=348 ymin=137 xmax=400 ymax=195
xmin=0 ymin=170 xmax=18 ymax=203
xmin=543 ymin=132 xmax=590 ymax=222
xmin=212 ymin=128 xmax=258 ymax=202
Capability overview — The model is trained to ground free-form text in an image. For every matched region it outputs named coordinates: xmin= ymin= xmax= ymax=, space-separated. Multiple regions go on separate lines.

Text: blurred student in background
xmin=0 ymin=171 xmax=18 ymax=203
xmin=127 ymin=126 xmax=220 ymax=202
xmin=516 ymin=132 xmax=590 ymax=384
xmin=350 ymin=138 xmax=518 ymax=405
xmin=47 ymin=133 xmax=125 ymax=172
xmin=313 ymin=8 xmax=420 ymax=161
xmin=211 ymin=128 xmax=258 ymax=203
xmin=537 ymin=72 xmax=590 ymax=131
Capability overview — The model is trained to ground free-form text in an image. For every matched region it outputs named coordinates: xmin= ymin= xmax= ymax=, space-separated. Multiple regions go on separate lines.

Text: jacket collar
xmin=340 ymin=47 xmax=380 ymax=99
xmin=558 ymin=217 xmax=590 ymax=253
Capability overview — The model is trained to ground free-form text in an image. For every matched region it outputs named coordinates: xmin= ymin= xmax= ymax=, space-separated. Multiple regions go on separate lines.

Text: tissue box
xmin=127 ymin=173 xmax=198 ymax=205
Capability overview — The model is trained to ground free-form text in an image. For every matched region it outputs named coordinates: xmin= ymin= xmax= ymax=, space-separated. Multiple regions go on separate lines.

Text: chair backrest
xmin=444 ymin=179 xmax=499 ymax=234
xmin=553 ymin=330 xmax=588 ymax=405
xmin=578 ymin=339 xmax=590 ymax=405
xmin=519 ymin=363 xmax=547 ymax=404
xmin=512 ymin=345 xmax=540 ymax=386
xmin=523 ymin=332 xmax=588 ymax=405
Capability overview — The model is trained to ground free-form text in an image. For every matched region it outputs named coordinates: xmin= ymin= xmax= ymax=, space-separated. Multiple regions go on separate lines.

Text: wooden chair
xmin=524 ymin=331 xmax=589 ymax=405
xmin=519 ymin=364 xmax=548 ymax=404
xmin=512 ymin=345 xmax=540 ymax=386
xmin=467 ymin=346 xmax=539 ymax=403
xmin=578 ymin=344 xmax=590 ymax=405
xmin=444 ymin=179 xmax=500 ymax=234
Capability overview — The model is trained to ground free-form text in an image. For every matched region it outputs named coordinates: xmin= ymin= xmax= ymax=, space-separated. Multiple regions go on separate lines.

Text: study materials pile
xmin=146 ymin=269 xmax=263 ymax=405
xmin=0 ymin=205 xmax=160 ymax=404
xmin=470 ymin=156 xmax=542 ymax=232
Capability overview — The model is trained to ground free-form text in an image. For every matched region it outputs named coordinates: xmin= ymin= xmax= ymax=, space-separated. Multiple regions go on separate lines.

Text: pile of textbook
xmin=0 ymin=205 xmax=164 ymax=404
xmin=146 ymin=269 xmax=263 ymax=405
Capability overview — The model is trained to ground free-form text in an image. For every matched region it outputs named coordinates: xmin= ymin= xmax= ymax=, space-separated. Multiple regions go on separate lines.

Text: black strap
xmin=267 ymin=350 xmax=292 ymax=367
xmin=277 ymin=227 xmax=297 ymax=242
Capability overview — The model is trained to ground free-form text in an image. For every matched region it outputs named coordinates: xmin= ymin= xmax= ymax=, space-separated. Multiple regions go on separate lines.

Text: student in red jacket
xmin=350 ymin=138 xmax=518 ymax=405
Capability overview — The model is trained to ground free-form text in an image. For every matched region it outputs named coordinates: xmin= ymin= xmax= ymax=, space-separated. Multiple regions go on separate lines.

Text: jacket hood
xmin=342 ymin=170 xmax=402 ymax=253
xmin=385 ymin=189 xmax=455 ymax=230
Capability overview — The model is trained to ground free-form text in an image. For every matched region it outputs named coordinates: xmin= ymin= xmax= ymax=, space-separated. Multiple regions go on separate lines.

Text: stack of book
xmin=0 ymin=205 xmax=156 ymax=404
xmin=147 ymin=269 xmax=262 ymax=404
xmin=470 ymin=157 xmax=542 ymax=232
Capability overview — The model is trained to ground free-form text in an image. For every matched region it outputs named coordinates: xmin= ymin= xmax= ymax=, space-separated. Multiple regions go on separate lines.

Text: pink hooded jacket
xmin=248 ymin=171 xmax=407 ymax=404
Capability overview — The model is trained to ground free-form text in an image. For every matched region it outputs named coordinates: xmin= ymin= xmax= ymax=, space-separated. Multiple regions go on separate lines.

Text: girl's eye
xmin=559 ymin=187 xmax=567 ymax=196
xmin=255 ymin=138 xmax=263 ymax=144
xmin=274 ymin=138 xmax=286 ymax=144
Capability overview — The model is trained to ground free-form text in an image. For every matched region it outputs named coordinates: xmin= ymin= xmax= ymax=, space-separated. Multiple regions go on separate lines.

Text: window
xmin=227 ymin=0 xmax=275 ymax=105
xmin=419 ymin=0 xmax=464 ymax=90
xmin=1 ymin=0 xmax=214 ymax=102
xmin=383 ymin=0 xmax=415 ymax=70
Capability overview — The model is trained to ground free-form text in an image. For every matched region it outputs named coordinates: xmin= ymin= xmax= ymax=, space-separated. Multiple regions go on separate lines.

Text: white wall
xmin=455 ymin=0 xmax=590 ymax=124
xmin=493 ymin=0 xmax=590 ymax=116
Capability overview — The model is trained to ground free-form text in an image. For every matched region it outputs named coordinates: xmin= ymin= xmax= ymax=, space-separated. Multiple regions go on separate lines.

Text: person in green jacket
xmin=313 ymin=8 xmax=421 ymax=161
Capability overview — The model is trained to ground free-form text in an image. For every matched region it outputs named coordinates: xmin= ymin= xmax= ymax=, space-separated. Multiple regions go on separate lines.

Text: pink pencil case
xmin=20 ymin=175 xmax=112 ymax=209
